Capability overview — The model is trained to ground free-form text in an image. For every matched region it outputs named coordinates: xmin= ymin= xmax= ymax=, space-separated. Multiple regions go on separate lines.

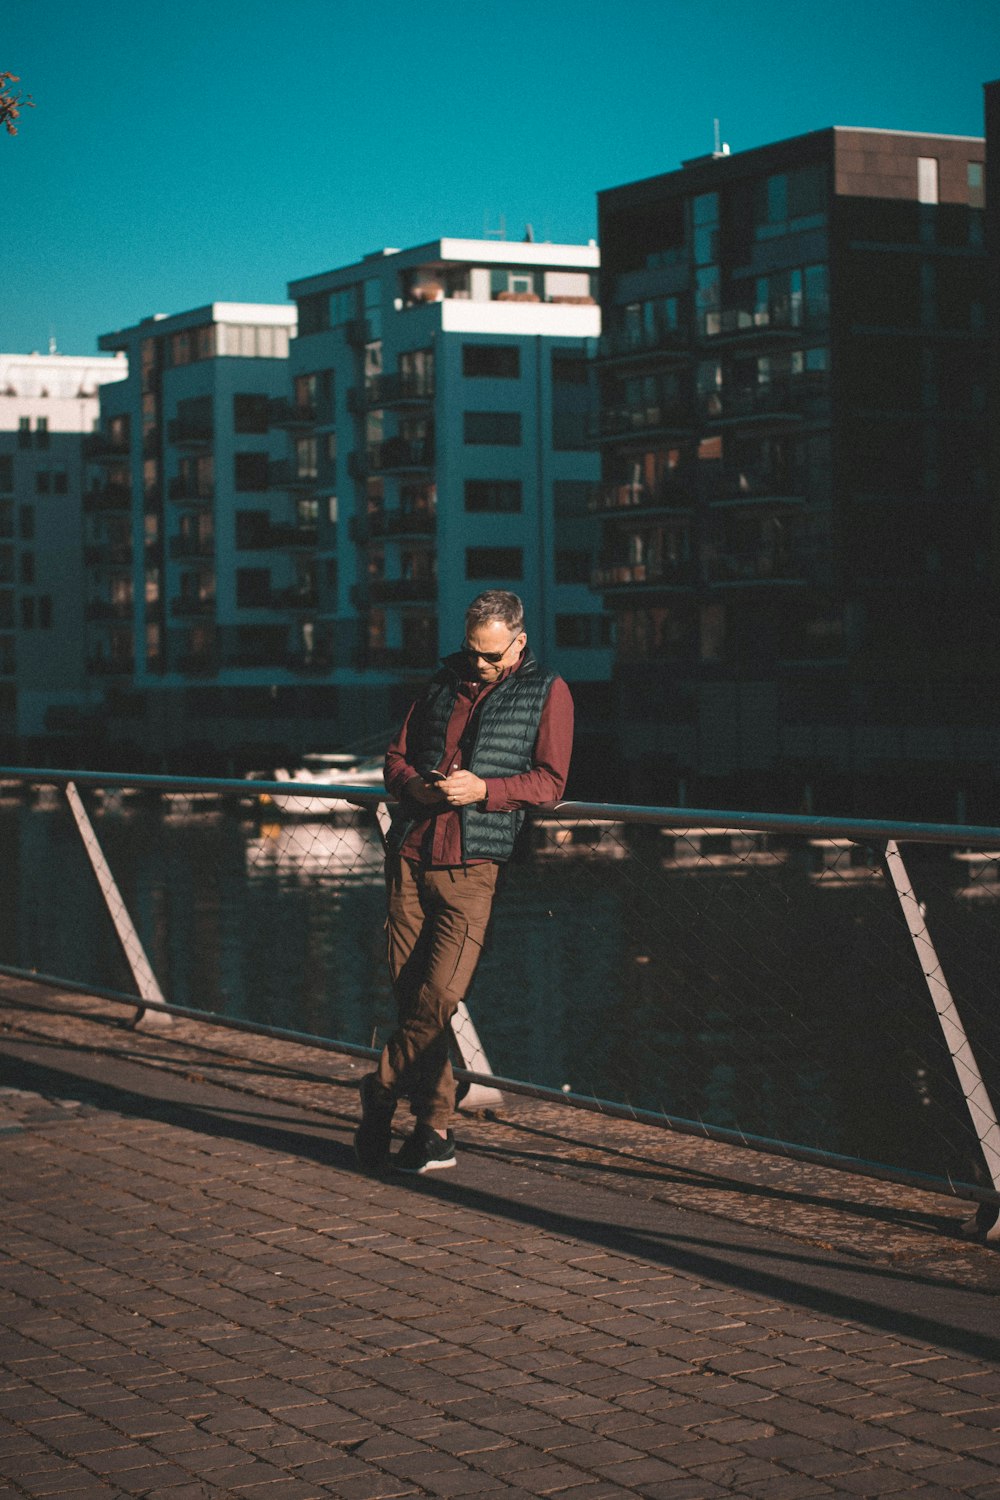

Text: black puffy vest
xmin=387 ymin=648 xmax=556 ymax=862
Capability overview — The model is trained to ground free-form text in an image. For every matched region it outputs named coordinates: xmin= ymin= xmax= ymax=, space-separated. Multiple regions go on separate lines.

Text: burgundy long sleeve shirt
xmin=384 ymin=653 xmax=574 ymax=867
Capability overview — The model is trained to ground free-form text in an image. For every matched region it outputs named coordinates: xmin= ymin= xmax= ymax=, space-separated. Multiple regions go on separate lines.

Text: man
xmin=355 ymin=590 xmax=574 ymax=1175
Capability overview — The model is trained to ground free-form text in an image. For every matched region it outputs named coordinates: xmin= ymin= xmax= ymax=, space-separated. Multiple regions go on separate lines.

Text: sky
xmin=2 ymin=0 xmax=996 ymax=357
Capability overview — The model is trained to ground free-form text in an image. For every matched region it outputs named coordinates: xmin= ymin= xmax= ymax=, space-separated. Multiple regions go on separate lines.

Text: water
xmin=2 ymin=794 xmax=998 ymax=1187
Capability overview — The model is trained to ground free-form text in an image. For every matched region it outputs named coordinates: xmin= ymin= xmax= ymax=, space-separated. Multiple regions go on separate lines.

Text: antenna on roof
xmin=713 ymin=118 xmax=730 ymax=158
xmin=483 ymin=213 xmax=507 ymax=240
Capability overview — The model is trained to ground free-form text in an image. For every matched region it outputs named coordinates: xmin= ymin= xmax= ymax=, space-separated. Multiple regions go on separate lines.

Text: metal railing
xmin=1 ymin=765 xmax=999 ymax=1235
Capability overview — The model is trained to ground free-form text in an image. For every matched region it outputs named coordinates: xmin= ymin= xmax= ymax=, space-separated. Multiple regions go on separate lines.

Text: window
xmin=0 ymin=502 xmax=11 ymax=538
xmin=21 ymin=596 xmax=34 ymax=629
xmin=234 ymin=451 xmax=269 ymax=491
xmin=234 ymin=394 xmax=269 ymax=433
xmin=18 ymin=417 xmax=31 ymax=449
xmin=555 ymin=614 xmax=612 ymax=648
xmin=35 ymin=472 xmax=50 ymax=494
xmin=0 ymin=546 xmax=13 ymax=583
xmin=463 ymin=411 xmax=521 ymax=446
xmin=236 ymin=568 xmax=271 ymax=607
xmin=53 ymin=471 xmax=68 ymax=495
xmin=295 ymin=436 xmax=318 ymax=480
xmin=968 ymin=161 xmax=985 ymax=209
xmin=464 ymin=480 xmax=522 ymax=513
xmin=19 ymin=506 xmax=34 ymax=540
xmin=463 ymin=344 xmax=520 ymax=378
xmin=555 ymin=550 xmax=591 ymax=584
xmin=918 ymin=157 xmax=939 ymax=206
xmin=0 ymin=592 xmax=11 ymax=627
xmin=552 ymin=354 xmax=588 ymax=386
xmin=0 ymin=456 xmax=12 ymax=492
xmin=35 ymin=417 xmax=49 ymax=450
xmin=38 ymin=596 xmax=52 ymax=629
xmin=20 ymin=552 xmax=34 ymax=585
xmin=466 ymin=547 xmax=522 ymax=579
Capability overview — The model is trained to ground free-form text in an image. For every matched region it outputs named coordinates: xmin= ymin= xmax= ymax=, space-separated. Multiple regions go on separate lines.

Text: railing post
xmin=884 ymin=839 xmax=1000 ymax=1240
xmin=64 ymin=781 xmax=172 ymax=1030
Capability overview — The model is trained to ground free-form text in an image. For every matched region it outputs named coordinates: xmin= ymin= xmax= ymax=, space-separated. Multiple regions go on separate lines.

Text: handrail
xmin=4 ymin=766 xmax=1000 ymax=848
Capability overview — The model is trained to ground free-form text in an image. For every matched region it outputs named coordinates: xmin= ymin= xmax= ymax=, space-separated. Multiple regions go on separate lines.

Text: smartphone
xmin=424 ymin=769 xmax=447 ymax=782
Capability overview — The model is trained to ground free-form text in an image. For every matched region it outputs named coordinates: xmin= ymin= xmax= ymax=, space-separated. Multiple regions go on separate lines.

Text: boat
xmin=248 ymin=752 xmax=384 ymax=819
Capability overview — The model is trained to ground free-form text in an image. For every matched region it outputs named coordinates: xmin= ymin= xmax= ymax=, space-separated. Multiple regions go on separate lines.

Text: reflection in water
xmin=1 ymin=801 xmax=998 ymax=1184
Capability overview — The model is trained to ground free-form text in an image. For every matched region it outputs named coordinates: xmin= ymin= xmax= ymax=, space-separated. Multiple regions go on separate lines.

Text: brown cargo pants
xmin=376 ymin=853 xmax=499 ymax=1130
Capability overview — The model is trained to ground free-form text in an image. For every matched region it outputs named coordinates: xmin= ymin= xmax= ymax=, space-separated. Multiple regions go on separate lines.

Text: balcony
xmin=367 ymin=577 xmax=438 ymax=605
xmin=705 ymin=550 xmax=808 ymax=586
xmin=592 ymin=559 xmax=696 ymax=592
xmin=170 ymin=595 xmax=216 ymax=617
xmin=589 ymin=404 xmax=694 ymax=444
xmin=85 ymin=600 xmax=134 ymax=621
xmin=706 ymin=471 xmax=807 ymax=508
xmin=268 ymin=398 xmax=317 ymax=428
xmin=597 ymin=327 xmax=689 ymax=366
xmin=84 ymin=432 xmax=131 ymax=462
xmin=84 ymin=543 xmax=133 ymax=566
xmin=349 ymin=372 xmax=435 ymax=411
xmin=169 ymin=534 xmax=216 ymax=560
xmin=166 ymin=418 xmax=214 ymax=446
xmin=286 ymin=651 xmax=334 ymax=675
xmin=268 ymin=585 xmax=319 ymax=611
xmin=268 ymin=459 xmax=317 ymax=490
xmin=701 ymin=374 xmax=830 ymax=426
xmin=168 ymin=478 xmax=213 ymax=505
xmin=701 ymin=304 xmax=829 ymax=345
xmin=352 ymin=509 xmax=436 ymax=543
xmin=83 ymin=484 xmax=131 ymax=513
xmin=363 ymin=436 xmax=435 ymax=475
xmin=175 ymin=651 xmax=219 ymax=676
xmin=238 ymin=523 xmax=318 ymax=551
xmin=345 ymin=317 xmax=372 ymax=347
xmin=590 ymin=481 xmax=693 ymax=516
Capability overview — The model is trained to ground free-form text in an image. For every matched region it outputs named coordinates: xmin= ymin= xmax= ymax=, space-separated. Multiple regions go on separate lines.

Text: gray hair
xmin=465 ymin=590 xmax=525 ymax=635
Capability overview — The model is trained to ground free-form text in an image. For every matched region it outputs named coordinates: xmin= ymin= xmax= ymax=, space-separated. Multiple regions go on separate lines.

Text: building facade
xmin=0 ymin=350 xmax=127 ymax=749
xmin=595 ymin=126 xmax=989 ymax=817
xmin=286 ymin=238 xmax=610 ymax=749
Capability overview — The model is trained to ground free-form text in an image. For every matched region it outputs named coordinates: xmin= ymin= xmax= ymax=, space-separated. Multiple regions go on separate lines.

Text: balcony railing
xmin=237 ymin=523 xmax=319 ymax=551
xmin=84 ymin=433 xmax=131 ymax=462
xmin=351 ymin=510 xmax=436 ymax=543
xmin=701 ymin=375 xmax=830 ymax=425
xmin=83 ymin=485 xmax=131 ymax=513
xmin=591 ymin=560 xmax=696 ymax=591
xmin=85 ymin=600 xmax=134 ymax=622
xmin=169 ymin=535 xmax=216 ymax=560
xmin=350 ymin=372 xmax=435 ymax=410
xmin=361 ymin=436 xmax=435 ymax=474
xmin=166 ymin=418 xmax=214 ymax=446
xmin=267 ymin=399 xmax=317 ymax=428
xmin=706 ymin=472 xmax=807 ymax=507
xmin=701 ymin=304 xmax=829 ymax=342
xmin=268 ymin=460 xmax=317 ymax=490
xmin=588 ymin=404 xmax=694 ymax=442
xmin=167 ymin=478 xmax=213 ymax=505
xmin=170 ymin=596 xmax=216 ymax=617
xmin=705 ymin=549 xmax=808 ymax=586
xmin=84 ymin=656 xmax=134 ymax=676
xmin=590 ymin=481 xmax=694 ymax=516
xmin=267 ymin=586 xmax=319 ymax=611
xmin=598 ymin=327 xmax=689 ymax=363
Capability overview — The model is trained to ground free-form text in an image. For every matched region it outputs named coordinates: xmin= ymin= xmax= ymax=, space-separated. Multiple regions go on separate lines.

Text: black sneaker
xmin=394 ymin=1123 xmax=456 ymax=1174
xmin=354 ymin=1074 xmax=396 ymax=1174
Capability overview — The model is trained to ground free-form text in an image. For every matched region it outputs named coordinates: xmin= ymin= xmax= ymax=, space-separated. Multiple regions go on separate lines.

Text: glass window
xmin=555 ymin=550 xmax=591 ymax=584
xmin=0 ymin=456 xmax=12 ymax=492
xmin=21 ymin=552 xmax=34 ymax=585
xmin=53 ymin=471 xmax=68 ymax=494
xmin=21 ymin=595 xmax=34 ymax=629
xmin=38 ymin=596 xmax=52 ymax=630
xmin=968 ymin=161 xmax=985 ymax=209
xmin=233 ymin=394 xmax=269 ymax=433
xmin=18 ymin=417 xmax=31 ymax=448
xmin=463 ymin=345 xmax=520 ymax=378
xmin=35 ymin=472 xmax=50 ymax=494
xmin=19 ymin=506 xmax=34 ymax=539
xmin=918 ymin=157 xmax=939 ymax=205
xmin=464 ymin=480 xmax=522 ymax=512
xmin=693 ymin=192 xmax=719 ymax=226
xmin=466 ymin=546 xmax=523 ymax=579
xmin=35 ymin=417 xmax=49 ymax=449
xmin=552 ymin=354 xmax=588 ymax=385
xmin=234 ymin=452 xmax=269 ymax=491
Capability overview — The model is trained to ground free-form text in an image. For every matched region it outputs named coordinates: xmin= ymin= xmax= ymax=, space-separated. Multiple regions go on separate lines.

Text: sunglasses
xmin=461 ymin=631 xmax=522 ymax=664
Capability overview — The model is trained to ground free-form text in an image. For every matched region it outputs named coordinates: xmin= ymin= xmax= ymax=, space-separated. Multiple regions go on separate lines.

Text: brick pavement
xmin=1 ymin=982 xmax=999 ymax=1498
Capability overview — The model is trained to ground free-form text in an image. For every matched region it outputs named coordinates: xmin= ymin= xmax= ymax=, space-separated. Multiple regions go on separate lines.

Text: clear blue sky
xmin=2 ymin=0 xmax=995 ymax=356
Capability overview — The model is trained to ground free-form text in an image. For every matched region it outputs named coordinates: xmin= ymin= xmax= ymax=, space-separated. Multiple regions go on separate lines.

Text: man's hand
xmin=406 ymin=775 xmax=446 ymax=806
xmin=439 ymin=770 xmax=488 ymax=807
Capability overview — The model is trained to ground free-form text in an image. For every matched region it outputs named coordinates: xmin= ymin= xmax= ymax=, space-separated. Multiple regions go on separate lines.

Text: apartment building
xmin=285 ymin=237 xmax=610 ymax=742
xmin=594 ymin=125 xmax=989 ymax=817
xmin=0 ymin=349 xmax=127 ymax=749
xmin=92 ymin=304 xmax=307 ymax=759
